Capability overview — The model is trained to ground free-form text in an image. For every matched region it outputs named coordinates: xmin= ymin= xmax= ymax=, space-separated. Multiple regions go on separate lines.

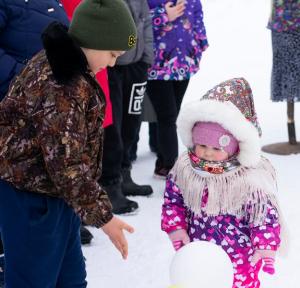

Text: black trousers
xmin=100 ymin=61 xmax=149 ymax=185
xmin=146 ymin=80 xmax=189 ymax=168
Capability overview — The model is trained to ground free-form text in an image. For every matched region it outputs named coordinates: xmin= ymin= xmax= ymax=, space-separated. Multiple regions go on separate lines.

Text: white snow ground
xmin=83 ymin=0 xmax=300 ymax=287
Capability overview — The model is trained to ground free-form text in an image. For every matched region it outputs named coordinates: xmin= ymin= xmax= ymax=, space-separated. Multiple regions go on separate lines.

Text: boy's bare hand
xmin=102 ymin=216 xmax=134 ymax=259
xmin=165 ymin=1 xmax=186 ymax=22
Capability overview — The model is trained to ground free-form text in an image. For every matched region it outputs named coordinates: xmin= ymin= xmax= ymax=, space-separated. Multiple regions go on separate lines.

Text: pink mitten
xmin=168 ymin=229 xmax=190 ymax=251
xmin=251 ymin=249 xmax=276 ymax=275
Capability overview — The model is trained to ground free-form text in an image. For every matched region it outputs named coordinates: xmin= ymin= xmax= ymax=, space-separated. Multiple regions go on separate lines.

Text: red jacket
xmin=60 ymin=0 xmax=113 ymax=127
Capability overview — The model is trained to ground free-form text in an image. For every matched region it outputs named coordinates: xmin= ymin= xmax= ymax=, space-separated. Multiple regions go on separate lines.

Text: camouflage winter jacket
xmin=0 ymin=23 xmax=113 ymax=228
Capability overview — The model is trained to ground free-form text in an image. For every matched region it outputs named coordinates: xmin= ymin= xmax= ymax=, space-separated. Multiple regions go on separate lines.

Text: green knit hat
xmin=69 ymin=0 xmax=137 ymax=51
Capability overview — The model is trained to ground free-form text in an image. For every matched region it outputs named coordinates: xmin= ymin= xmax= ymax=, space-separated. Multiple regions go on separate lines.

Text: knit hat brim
xmin=192 ymin=122 xmax=239 ymax=156
xmin=69 ymin=0 xmax=137 ymax=51
xmin=177 ymin=99 xmax=261 ymax=167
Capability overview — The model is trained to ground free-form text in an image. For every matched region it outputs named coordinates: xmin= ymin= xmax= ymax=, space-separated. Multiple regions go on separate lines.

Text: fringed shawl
xmin=170 ymin=152 xmax=280 ymax=226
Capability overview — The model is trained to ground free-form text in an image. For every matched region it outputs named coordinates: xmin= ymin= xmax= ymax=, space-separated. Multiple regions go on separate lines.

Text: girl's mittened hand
xmin=168 ymin=229 xmax=190 ymax=251
xmin=251 ymin=249 xmax=276 ymax=275
xmin=165 ymin=1 xmax=186 ymax=22
xmin=101 ymin=216 xmax=134 ymax=260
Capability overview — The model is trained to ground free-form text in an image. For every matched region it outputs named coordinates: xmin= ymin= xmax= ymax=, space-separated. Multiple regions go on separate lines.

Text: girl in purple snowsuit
xmin=161 ymin=78 xmax=282 ymax=288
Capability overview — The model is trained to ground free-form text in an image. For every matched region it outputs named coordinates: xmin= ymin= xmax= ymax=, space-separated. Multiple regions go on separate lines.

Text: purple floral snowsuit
xmin=147 ymin=0 xmax=208 ymax=80
xmin=161 ymin=176 xmax=281 ymax=288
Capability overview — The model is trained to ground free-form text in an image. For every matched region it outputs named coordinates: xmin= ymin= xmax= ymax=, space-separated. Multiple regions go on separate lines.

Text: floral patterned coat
xmin=268 ymin=0 xmax=300 ymax=32
xmin=147 ymin=0 xmax=208 ymax=80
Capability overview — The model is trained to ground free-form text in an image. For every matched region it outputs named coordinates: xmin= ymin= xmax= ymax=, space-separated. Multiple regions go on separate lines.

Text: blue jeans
xmin=0 ymin=255 xmax=4 ymax=288
xmin=0 ymin=180 xmax=87 ymax=288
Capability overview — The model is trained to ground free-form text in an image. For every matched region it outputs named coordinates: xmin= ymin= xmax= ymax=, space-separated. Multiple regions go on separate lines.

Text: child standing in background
xmin=162 ymin=78 xmax=282 ymax=288
xmin=99 ymin=0 xmax=154 ymax=215
xmin=146 ymin=0 xmax=208 ymax=178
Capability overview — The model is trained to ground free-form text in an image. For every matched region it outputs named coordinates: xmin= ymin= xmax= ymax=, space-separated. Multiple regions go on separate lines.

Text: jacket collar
xmin=42 ymin=21 xmax=88 ymax=84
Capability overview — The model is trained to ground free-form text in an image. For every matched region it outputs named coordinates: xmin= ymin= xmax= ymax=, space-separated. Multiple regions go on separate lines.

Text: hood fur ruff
xmin=177 ymin=98 xmax=261 ymax=167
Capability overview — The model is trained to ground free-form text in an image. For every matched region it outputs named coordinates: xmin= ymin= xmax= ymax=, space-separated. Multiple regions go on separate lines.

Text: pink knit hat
xmin=192 ymin=122 xmax=239 ymax=156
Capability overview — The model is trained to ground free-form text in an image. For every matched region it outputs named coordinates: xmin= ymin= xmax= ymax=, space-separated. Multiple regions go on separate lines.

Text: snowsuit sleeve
xmin=249 ymin=203 xmax=281 ymax=251
xmin=141 ymin=0 xmax=154 ymax=65
xmin=38 ymin=82 xmax=113 ymax=228
xmin=193 ymin=0 xmax=208 ymax=51
xmin=161 ymin=175 xmax=188 ymax=234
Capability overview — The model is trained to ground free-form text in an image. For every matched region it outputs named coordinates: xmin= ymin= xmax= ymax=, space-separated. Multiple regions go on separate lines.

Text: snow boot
xmin=80 ymin=225 xmax=93 ymax=245
xmin=103 ymin=182 xmax=139 ymax=215
xmin=121 ymin=168 xmax=153 ymax=197
xmin=154 ymin=158 xmax=172 ymax=179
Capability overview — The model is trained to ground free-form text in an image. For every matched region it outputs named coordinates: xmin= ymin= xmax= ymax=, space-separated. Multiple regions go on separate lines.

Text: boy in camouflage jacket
xmin=0 ymin=0 xmax=137 ymax=286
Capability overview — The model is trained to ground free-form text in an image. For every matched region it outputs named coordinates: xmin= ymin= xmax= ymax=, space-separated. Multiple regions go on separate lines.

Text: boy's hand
xmin=102 ymin=216 xmax=134 ymax=260
xmin=251 ymin=249 xmax=276 ymax=274
xmin=168 ymin=229 xmax=190 ymax=251
xmin=165 ymin=1 xmax=186 ymax=22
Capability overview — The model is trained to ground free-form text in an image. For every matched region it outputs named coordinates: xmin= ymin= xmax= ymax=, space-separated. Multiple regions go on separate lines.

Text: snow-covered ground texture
xmin=83 ymin=0 xmax=300 ymax=287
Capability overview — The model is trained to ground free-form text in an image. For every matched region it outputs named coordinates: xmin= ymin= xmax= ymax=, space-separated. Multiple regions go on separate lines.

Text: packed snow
xmin=83 ymin=0 xmax=300 ymax=287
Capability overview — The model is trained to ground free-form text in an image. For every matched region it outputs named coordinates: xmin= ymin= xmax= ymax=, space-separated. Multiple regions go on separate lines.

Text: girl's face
xmin=194 ymin=144 xmax=229 ymax=162
xmin=82 ymin=48 xmax=125 ymax=74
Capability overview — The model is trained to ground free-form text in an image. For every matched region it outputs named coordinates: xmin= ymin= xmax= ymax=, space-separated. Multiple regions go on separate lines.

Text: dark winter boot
xmin=154 ymin=158 xmax=172 ymax=179
xmin=80 ymin=225 xmax=93 ymax=245
xmin=121 ymin=168 xmax=153 ymax=197
xmin=103 ymin=182 xmax=139 ymax=215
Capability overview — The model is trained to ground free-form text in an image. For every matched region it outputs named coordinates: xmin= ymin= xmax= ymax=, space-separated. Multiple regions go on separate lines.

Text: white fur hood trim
xmin=177 ymin=99 xmax=261 ymax=167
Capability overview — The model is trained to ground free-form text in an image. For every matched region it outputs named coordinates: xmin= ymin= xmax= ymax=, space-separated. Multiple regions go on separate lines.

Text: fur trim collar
xmin=177 ymin=99 xmax=261 ymax=167
xmin=42 ymin=22 xmax=88 ymax=84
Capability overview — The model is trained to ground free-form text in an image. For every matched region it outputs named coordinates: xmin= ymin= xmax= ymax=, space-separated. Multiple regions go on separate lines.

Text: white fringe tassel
xmin=170 ymin=152 xmax=280 ymax=227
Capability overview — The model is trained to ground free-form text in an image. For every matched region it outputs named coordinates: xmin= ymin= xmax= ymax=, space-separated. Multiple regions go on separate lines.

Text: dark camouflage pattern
xmin=0 ymin=50 xmax=113 ymax=228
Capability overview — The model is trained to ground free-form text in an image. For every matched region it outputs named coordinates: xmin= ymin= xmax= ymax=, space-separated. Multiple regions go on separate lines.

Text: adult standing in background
xmin=146 ymin=0 xmax=208 ymax=178
xmin=268 ymin=0 xmax=300 ymax=103
xmin=0 ymin=0 xmax=68 ymax=101
xmin=100 ymin=0 xmax=154 ymax=215
xmin=262 ymin=0 xmax=300 ymax=155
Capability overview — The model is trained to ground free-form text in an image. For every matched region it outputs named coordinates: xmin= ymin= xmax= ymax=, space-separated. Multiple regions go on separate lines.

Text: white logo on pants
xmin=128 ymin=82 xmax=147 ymax=115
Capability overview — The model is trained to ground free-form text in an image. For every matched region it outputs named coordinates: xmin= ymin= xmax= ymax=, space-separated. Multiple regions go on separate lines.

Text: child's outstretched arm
xmin=161 ymin=175 xmax=189 ymax=250
xmin=102 ymin=216 xmax=134 ymax=260
xmin=248 ymin=204 xmax=281 ymax=274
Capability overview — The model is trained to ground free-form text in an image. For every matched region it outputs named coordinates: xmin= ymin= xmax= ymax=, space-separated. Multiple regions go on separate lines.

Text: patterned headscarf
xmin=177 ymin=78 xmax=262 ymax=167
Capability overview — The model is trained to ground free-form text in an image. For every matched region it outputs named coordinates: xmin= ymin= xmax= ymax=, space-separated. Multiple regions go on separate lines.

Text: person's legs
xmin=100 ymin=67 xmax=138 ymax=214
xmin=173 ymin=80 xmax=189 ymax=113
xmin=128 ymin=130 xmax=139 ymax=162
xmin=120 ymin=61 xmax=153 ymax=197
xmin=149 ymin=122 xmax=158 ymax=154
xmin=0 ymin=179 xmax=87 ymax=288
xmin=101 ymin=67 xmax=124 ymax=184
xmin=0 ymin=243 xmax=3 ymax=288
xmin=147 ymin=80 xmax=179 ymax=176
xmin=121 ymin=61 xmax=148 ymax=169
xmin=56 ymin=216 xmax=86 ymax=288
